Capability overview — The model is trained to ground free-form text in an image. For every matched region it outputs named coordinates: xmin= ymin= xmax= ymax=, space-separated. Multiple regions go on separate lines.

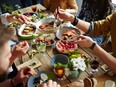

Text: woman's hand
xmin=13 ymin=66 xmax=36 ymax=85
xmin=7 ymin=14 xmax=31 ymax=24
xmin=54 ymin=8 xmax=74 ymax=23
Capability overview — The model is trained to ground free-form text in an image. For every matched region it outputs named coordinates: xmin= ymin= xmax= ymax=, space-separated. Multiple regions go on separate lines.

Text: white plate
xmin=36 ymin=18 xmax=55 ymax=30
xmin=18 ymin=24 xmax=37 ymax=37
xmin=28 ymin=75 xmax=36 ymax=87
xmin=56 ymin=27 xmax=80 ymax=42
xmin=33 ymin=34 xmax=56 ymax=46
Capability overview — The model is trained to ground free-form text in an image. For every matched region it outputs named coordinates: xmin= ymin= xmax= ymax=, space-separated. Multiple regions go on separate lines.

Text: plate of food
xmin=18 ymin=24 xmax=37 ymax=39
xmin=33 ymin=34 xmax=56 ymax=46
xmin=36 ymin=18 xmax=61 ymax=32
xmin=56 ymin=27 xmax=80 ymax=42
xmin=56 ymin=40 xmax=78 ymax=54
xmin=23 ymin=12 xmax=36 ymax=17
xmin=27 ymin=71 xmax=55 ymax=87
xmin=23 ymin=12 xmax=38 ymax=22
xmin=36 ymin=18 xmax=55 ymax=31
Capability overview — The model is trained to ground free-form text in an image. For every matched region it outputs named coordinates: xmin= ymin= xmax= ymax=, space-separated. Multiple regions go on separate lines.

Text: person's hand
xmin=42 ymin=80 xmax=60 ymax=87
xmin=12 ymin=66 xmax=36 ymax=85
xmin=54 ymin=8 xmax=74 ymax=23
xmin=7 ymin=14 xmax=31 ymax=24
xmin=12 ymin=41 xmax=29 ymax=58
xmin=74 ymin=35 xmax=94 ymax=48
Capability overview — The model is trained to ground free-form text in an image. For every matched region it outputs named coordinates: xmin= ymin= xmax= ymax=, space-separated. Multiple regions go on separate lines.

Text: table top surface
xmin=14 ymin=4 xmax=116 ymax=87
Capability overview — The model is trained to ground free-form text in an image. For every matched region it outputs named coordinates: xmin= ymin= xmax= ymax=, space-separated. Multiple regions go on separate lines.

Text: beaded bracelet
xmin=71 ymin=16 xmax=79 ymax=26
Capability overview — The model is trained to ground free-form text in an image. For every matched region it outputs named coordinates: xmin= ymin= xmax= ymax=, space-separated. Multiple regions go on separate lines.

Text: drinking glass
xmin=36 ymin=42 xmax=46 ymax=57
xmin=90 ymin=59 xmax=99 ymax=75
xmin=53 ymin=67 xmax=65 ymax=79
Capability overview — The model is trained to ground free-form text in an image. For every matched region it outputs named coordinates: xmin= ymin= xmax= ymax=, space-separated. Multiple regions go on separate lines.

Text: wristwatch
xmin=71 ymin=16 xmax=79 ymax=26
xmin=89 ymin=42 xmax=96 ymax=50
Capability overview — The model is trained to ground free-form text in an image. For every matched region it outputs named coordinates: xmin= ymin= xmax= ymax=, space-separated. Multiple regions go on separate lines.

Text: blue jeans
xmin=92 ymin=35 xmax=104 ymax=45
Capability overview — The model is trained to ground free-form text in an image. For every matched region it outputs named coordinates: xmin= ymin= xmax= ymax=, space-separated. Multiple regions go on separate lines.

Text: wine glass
xmin=53 ymin=67 xmax=65 ymax=78
xmin=31 ymin=6 xmax=37 ymax=12
xmin=90 ymin=59 xmax=99 ymax=75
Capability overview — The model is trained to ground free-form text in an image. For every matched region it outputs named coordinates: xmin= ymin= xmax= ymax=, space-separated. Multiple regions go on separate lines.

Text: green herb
xmin=67 ymin=50 xmax=82 ymax=59
xmin=53 ymin=63 xmax=67 ymax=68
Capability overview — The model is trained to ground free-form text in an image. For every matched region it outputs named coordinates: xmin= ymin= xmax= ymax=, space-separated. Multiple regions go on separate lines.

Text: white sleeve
xmin=0 ymin=13 xmax=10 ymax=25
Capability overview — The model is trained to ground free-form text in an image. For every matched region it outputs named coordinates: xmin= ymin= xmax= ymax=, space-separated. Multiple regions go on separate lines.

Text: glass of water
xmin=36 ymin=42 xmax=46 ymax=57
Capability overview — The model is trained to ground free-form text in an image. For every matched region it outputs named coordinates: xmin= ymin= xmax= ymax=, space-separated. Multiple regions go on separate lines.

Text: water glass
xmin=36 ymin=42 xmax=46 ymax=53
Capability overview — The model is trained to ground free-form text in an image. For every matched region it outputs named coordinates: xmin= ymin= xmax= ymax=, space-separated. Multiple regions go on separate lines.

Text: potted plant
xmin=67 ymin=51 xmax=90 ymax=79
xmin=68 ymin=57 xmax=87 ymax=79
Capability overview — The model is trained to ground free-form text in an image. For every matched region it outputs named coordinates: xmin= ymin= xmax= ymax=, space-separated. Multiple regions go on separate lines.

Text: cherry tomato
xmin=26 ymin=13 xmax=31 ymax=17
xmin=45 ymin=23 xmax=49 ymax=27
xmin=39 ymin=25 xmax=45 ymax=29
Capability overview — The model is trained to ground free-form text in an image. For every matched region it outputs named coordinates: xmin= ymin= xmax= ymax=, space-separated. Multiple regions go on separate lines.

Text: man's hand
xmin=74 ymin=35 xmax=94 ymax=48
xmin=12 ymin=66 xmax=36 ymax=85
xmin=12 ymin=41 xmax=29 ymax=58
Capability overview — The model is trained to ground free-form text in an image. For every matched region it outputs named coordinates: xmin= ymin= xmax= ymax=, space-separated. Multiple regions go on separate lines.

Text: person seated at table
xmin=77 ymin=0 xmax=115 ymax=45
xmin=0 ymin=26 xmax=37 ymax=86
xmin=43 ymin=0 xmax=78 ymax=14
xmin=0 ymin=27 xmax=60 ymax=87
xmin=0 ymin=13 xmax=32 ymax=86
xmin=54 ymin=8 xmax=116 ymax=73
xmin=75 ymin=35 xmax=116 ymax=73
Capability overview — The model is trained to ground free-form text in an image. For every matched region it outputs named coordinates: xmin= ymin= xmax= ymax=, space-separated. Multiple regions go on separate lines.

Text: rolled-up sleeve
xmin=91 ymin=13 xmax=115 ymax=37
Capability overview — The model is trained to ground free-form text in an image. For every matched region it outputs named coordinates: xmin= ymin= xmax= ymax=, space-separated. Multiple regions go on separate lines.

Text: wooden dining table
xmin=14 ymin=4 xmax=116 ymax=87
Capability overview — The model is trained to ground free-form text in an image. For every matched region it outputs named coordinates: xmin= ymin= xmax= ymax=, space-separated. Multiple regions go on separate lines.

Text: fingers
xmin=16 ymin=41 xmax=29 ymax=51
xmin=48 ymin=80 xmax=52 ymax=87
xmin=13 ymin=14 xmax=31 ymax=24
xmin=77 ymin=35 xmax=86 ymax=40
xmin=43 ymin=80 xmax=61 ymax=87
xmin=43 ymin=83 xmax=47 ymax=87
xmin=19 ymin=67 xmax=32 ymax=80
